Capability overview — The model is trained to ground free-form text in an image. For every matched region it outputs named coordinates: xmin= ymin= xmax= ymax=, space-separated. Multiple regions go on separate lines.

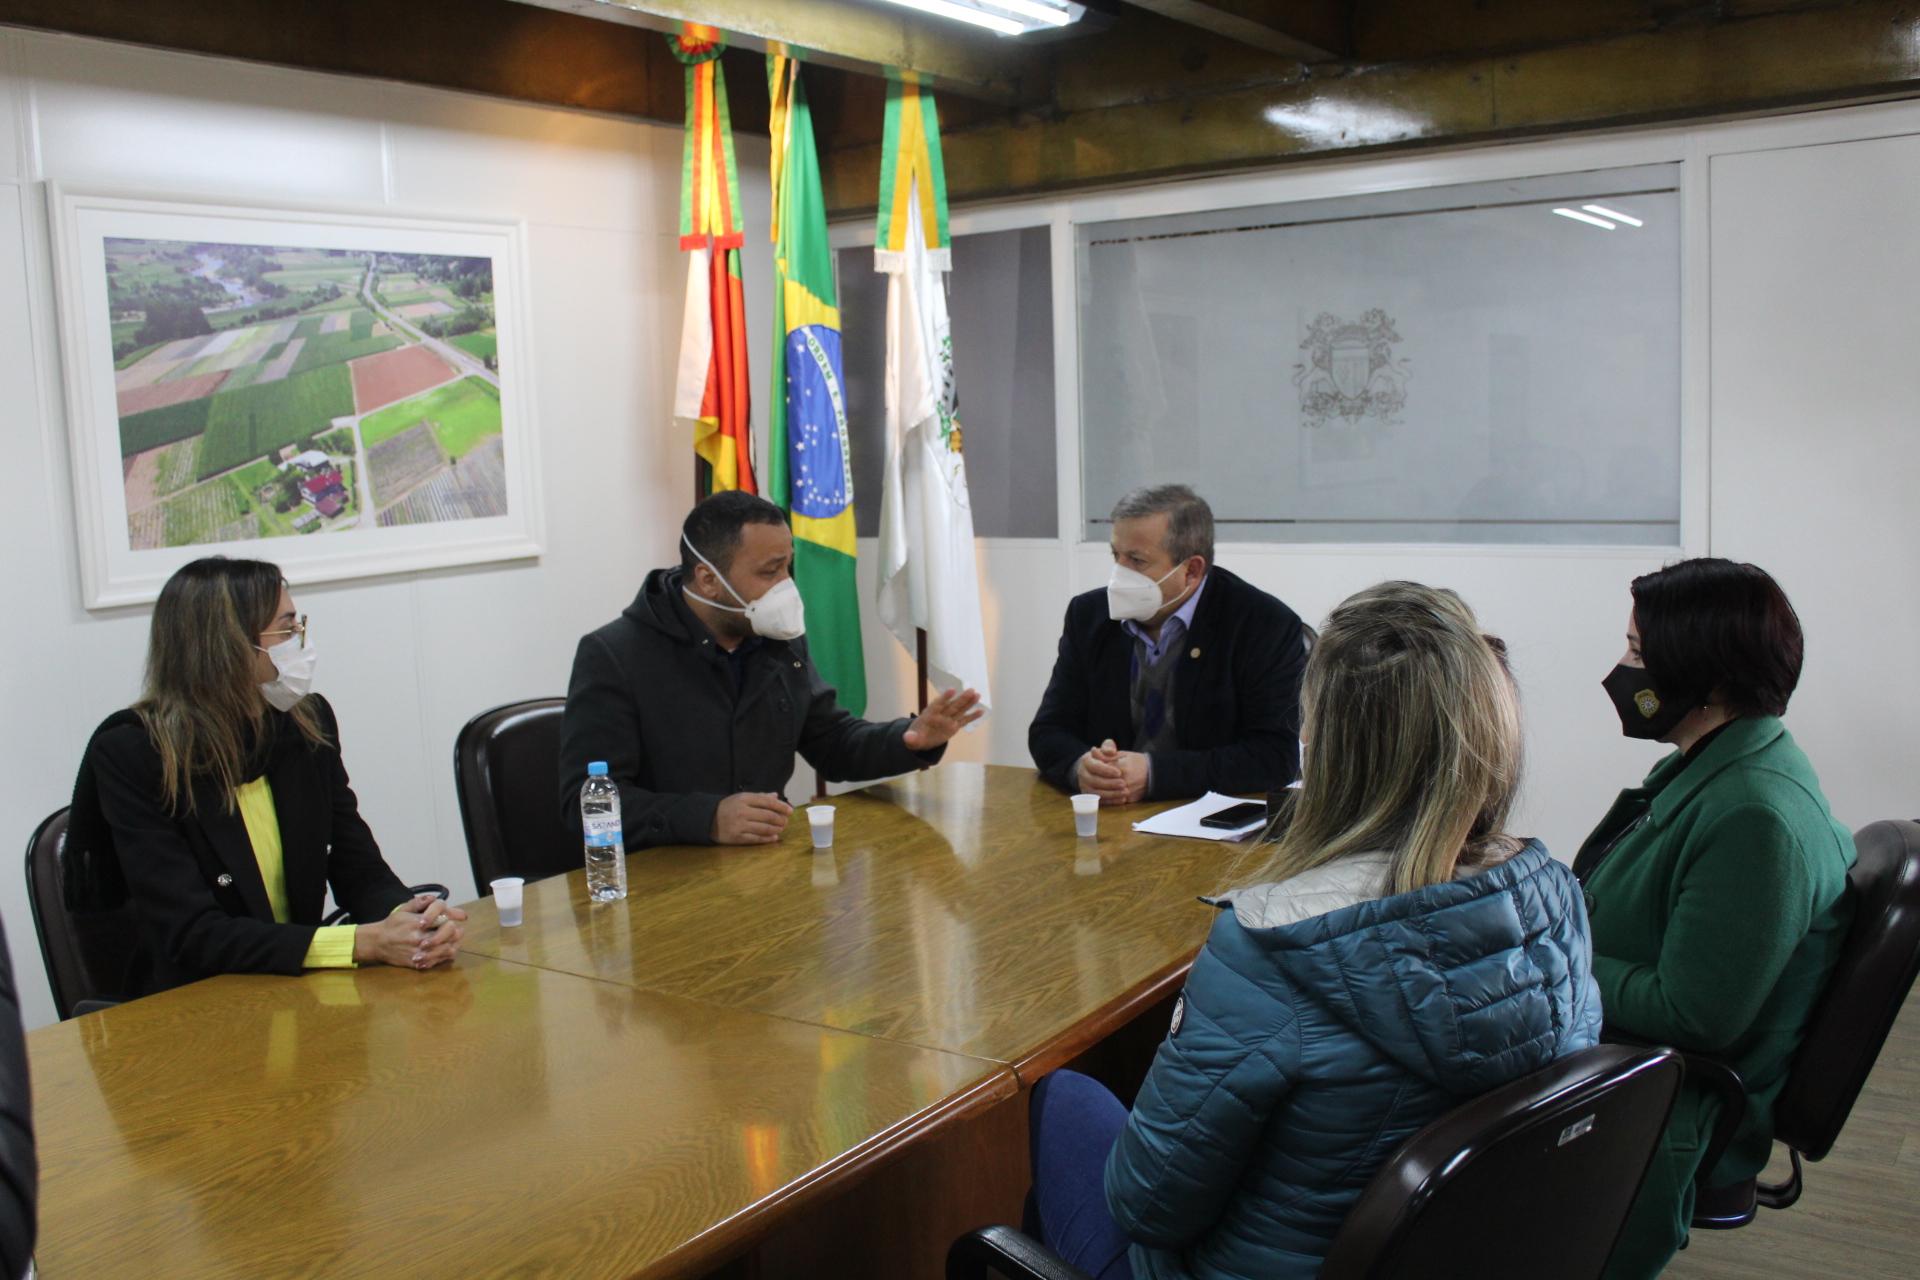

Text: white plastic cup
xmin=807 ymin=804 xmax=836 ymax=850
xmin=1071 ymin=793 xmax=1099 ymax=839
xmin=490 ymin=877 xmax=525 ymax=928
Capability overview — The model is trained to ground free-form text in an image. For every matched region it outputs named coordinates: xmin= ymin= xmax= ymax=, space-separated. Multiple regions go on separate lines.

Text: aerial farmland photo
xmin=108 ymin=238 xmax=506 ymax=548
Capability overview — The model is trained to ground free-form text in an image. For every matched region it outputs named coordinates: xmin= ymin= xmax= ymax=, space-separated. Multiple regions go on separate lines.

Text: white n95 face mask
xmin=681 ymin=534 xmax=808 ymax=641
xmin=257 ymin=635 xmax=317 ymax=712
xmin=1107 ymin=562 xmax=1187 ymax=623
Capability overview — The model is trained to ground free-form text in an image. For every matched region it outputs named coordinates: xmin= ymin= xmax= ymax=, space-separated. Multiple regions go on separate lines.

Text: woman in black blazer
xmin=80 ymin=557 xmax=465 ymax=998
xmin=0 ymin=911 xmax=34 ymax=1280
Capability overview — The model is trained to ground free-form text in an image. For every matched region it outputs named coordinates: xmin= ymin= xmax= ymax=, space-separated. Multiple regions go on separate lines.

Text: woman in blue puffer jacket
xmin=1026 ymin=582 xmax=1603 ymax=1280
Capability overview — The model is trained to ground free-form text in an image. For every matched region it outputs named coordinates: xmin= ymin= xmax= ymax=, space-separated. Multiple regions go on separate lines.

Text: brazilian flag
xmin=768 ymin=55 xmax=865 ymax=714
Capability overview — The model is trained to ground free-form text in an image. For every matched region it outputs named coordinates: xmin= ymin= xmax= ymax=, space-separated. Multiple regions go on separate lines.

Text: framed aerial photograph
xmin=48 ymin=186 xmax=543 ymax=608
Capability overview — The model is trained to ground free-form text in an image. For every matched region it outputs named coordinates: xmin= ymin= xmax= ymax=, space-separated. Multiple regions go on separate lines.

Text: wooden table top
xmin=461 ymin=764 xmax=1247 ymax=1077
xmin=28 ymin=954 xmax=1014 ymax=1279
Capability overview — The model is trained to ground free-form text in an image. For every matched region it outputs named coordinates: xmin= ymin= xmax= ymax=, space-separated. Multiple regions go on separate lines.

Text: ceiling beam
xmin=820 ymin=0 xmax=1920 ymax=213
xmin=1120 ymin=0 xmax=1348 ymax=60
xmin=1351 ymin=0 xmax=1721 ymax=63
xmin=505 ymin=0 xmax=1038 ymax=105
xmin=0 ymin=0 xmax=699 ymax=124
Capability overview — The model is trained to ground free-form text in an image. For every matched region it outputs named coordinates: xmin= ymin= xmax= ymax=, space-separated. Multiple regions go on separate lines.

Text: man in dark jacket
xmin=1028 ymin=485 xmax=1306 ymax=803
xmin=561 ymin=492 xmax=983 ymax=850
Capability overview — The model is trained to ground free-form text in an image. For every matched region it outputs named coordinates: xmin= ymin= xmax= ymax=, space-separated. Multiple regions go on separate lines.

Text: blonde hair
xmin=134 ymin=557 xmax=324 ymax=815
xmin=1244 ymin=581 xmax=1523 ymax=898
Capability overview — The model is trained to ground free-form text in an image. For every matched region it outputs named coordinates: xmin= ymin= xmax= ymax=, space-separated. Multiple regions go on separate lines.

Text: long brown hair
xmin=1241 ymin=581 xmax=1524 ymax=898
xmin=134 ymin=557 xmax=323 ymax=815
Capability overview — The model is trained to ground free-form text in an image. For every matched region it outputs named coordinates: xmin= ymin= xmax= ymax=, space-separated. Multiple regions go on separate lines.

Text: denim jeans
xmin=1027 ymin=1070 xmax=1136 ymax=1280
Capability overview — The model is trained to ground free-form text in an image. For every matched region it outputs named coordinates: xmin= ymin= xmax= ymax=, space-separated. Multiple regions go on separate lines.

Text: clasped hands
xmin=354 ymin=893 xmax=468 ymax=970
xmin=1077 ymin=738 xmax=1150 ymax=806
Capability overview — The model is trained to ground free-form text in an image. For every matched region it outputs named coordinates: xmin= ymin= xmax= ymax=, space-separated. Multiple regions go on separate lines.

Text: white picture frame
xmin=48 ymin=185 xmax=544 ymax=608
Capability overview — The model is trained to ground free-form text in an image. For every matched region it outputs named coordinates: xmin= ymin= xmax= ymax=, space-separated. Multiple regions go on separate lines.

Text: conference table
xmin=27 ymin=764 xmax=1260 ymax=1278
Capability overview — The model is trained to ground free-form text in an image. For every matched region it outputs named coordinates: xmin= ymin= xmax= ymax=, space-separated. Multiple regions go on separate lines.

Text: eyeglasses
xmin=260 ymin=615 xmax=309 ymax=650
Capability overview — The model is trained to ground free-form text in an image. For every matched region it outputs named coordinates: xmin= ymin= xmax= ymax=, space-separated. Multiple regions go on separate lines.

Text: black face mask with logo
xmin=1602 ymin=664 xmax=1694 ymax=740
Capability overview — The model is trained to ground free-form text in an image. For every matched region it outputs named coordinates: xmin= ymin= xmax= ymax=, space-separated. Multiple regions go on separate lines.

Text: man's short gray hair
xmin=1111 ymin=484 xmax=1214 ymax=566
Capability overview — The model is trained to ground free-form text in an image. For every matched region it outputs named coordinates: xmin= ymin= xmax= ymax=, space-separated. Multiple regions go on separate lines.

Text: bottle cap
xmin=587 ymin=761 xmax=608 ymax=777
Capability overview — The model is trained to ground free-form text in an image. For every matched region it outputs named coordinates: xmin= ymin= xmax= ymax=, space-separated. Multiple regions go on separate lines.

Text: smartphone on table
xmin=1199 ymin=800 xmax=1269 ymax=830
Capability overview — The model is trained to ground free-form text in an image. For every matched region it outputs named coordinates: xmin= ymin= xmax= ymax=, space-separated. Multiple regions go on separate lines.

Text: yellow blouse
xmin=233 ymin=777 xmax=358 ymax=968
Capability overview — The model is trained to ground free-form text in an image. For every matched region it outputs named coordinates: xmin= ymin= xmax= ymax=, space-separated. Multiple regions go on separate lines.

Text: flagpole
xmin=916 ymin=628 xmax=929 ymax=712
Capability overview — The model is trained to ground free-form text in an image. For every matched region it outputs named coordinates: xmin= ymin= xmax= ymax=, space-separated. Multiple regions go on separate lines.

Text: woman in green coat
xmin=1576 ymin=558 xmax=1854 ymax=1278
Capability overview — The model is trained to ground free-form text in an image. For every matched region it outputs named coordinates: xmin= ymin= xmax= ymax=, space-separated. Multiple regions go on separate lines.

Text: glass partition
xmin=1077 ymin=164 xmax=1682 ymax=544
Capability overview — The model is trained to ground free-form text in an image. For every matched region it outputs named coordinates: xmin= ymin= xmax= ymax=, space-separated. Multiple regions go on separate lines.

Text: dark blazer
xmin=1027 ymin=565 xmax=1306 ymax=800
xmin=559 ymin=567 xmax=941 ymax=850
xmin=0 ymin=913 xmax=34 ymax=1280
xmin=80 ymin=696 xmax=412 ymax=998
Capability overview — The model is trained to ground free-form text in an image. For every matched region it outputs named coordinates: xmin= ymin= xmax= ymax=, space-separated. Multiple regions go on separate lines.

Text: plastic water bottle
xmin=580 ymin=761 xmax=627 ymax=902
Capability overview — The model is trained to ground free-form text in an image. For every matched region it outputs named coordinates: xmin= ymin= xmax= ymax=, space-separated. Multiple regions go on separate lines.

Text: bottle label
xmin=583 ymin=816 xmax=622 ymax=849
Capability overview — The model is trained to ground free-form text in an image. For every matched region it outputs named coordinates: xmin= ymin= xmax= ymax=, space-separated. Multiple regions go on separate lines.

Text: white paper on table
xmin=1130 ymin=791 xmax=1270 ymax=842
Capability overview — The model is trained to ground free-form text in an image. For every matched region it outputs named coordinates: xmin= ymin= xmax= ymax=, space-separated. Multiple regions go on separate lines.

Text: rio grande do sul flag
xmin=668 ymin=25 xmax=754 ymax=494
xmin=768 ymin=53 xmax=865 ymax=714
xmin=874 ymin=77 xmax=991 ymax=708
xmin=673 ymin=245 xmax=753 ymax=493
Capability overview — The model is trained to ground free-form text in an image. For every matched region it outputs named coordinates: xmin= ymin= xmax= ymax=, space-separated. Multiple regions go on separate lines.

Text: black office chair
xmin=31 ymin=802 xmax=451 ymax=1001
xmin=947 ymin=1044 xmax=1683 ymax=1280
xmin=453 ymin=698 xmax=575 ymax=896
xmin=1684 ymin=817 xmax=1920 ymax=1229
xmin=23 ymin=808 xmax=136 ymax=1020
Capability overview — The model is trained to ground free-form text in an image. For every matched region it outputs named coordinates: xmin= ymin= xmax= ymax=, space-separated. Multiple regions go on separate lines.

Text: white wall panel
xmin=384 ymin=85 xmax=666 ymax=234
xmin=1709 ymin=136 xmax=1920 ymax=828
xmin=24 ymin=33 xmax=387 ymax=202
xmin=0 ymin=32 xmax=26 ymax=183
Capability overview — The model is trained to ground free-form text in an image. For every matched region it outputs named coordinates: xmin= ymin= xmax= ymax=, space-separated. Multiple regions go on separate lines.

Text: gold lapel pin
xmin=1189 ymin=647 xmax=1201 ymax=659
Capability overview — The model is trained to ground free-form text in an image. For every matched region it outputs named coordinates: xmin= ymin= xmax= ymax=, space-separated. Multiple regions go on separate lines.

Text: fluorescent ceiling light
xmin=1582 ymin=203 xmax=1644 ymax=227
xmin=980 ymin=0 xmax=1074 ymax=26
xmin=1553 ymin=207 xmax=1616 ymax=230
xmin=1263 ymin=102 xmax=1428 ymax=146
xmin=872 ymin=0 xmax=1081 ymax=36
xmin=875 ymin=0 xmax=1023 ymax=35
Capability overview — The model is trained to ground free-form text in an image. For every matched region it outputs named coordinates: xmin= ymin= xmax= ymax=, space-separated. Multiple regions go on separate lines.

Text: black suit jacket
xmin=1027 ymin=565 xmax=1307 ymax=800
xmin=0 ymin=912 xmax=33 ymax=1280
xmin=559 ymin=567 xmax=940 ymax=850
xmin=81 ymin=696 xmax=412 ymax=998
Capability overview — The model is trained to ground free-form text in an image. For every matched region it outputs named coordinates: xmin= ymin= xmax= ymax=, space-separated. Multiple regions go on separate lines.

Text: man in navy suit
xmin=1028 ymin=485 xmax=1307 ymax=804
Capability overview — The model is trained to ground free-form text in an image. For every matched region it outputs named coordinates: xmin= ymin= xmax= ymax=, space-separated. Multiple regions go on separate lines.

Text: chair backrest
xmin=1773 ymin=818 xmax=1920 ymax=1161
xmin=452 ymin=698 xmax=575 ymax=896
xmin=23 ymin=808 xmax=137 ymax=1020
xmin=1320 ymin=1045 xmax=1683 ymax=1280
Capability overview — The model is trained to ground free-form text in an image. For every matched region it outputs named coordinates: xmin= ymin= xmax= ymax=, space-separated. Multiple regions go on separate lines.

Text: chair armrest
xmin=1677 ymin=1051 xmax=1747 ymax=1180
xmin=946 ymin=1226 xmax=1094 ymax=1280
xmin=1604 ymin=1029 xmax=1748 ymax=1179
